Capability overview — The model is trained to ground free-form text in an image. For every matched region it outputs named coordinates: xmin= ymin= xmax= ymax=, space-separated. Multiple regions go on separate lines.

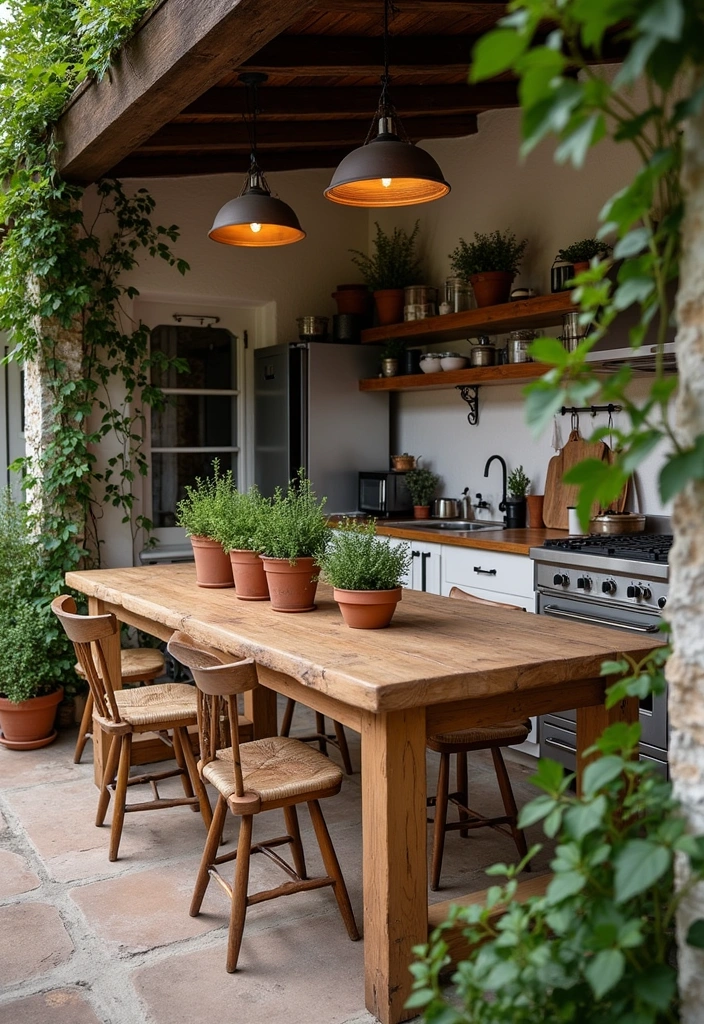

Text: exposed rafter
xmin=109 ymin=149 xmax=352 ymax=179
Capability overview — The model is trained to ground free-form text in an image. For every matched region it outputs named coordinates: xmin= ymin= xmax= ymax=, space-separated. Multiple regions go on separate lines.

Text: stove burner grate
xmin=542 ymin=534 xmax=673 ymax=563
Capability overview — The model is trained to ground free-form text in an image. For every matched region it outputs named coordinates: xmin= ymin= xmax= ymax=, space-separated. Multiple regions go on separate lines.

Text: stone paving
xmin=0 ymin=701 xmax=551 ymax=1024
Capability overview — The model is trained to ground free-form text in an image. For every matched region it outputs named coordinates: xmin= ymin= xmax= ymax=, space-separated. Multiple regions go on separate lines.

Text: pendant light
xmin=208 ymin=73 xmax=306 ymax=247
xmin=324 ymin=0 xmax=450 ymax=208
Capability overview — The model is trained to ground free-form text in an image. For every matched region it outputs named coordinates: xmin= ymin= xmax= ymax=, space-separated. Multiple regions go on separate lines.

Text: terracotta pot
xmin=0 ymin=687 xmax=63 ymax=750
xmin=572 ymin=261 xmax=590 ymax=275
xmin=333 ymin=588 xmax=402 ymax=629
xmin=526 ymin=494 xmax=545 ymax=529
xmin=373 ymin=289 xmax=405 ymax=326
xmin=260 ymin=556 xmax=319 ymax=612
xmin=332 ymin=284 xmax=370 ymax=315
xmin=413 ymin=505 xmax=431 ymax=520
xmin=469 ymin=271 xmax=514 ymax=308
xmin=190 ymin=536 xmax=234 ymax=589
xmin=230 ymin=549 xmax=269 ymax=601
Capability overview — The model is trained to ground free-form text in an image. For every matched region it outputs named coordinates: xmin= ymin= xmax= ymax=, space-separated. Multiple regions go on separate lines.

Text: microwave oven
xmin=358 ymin=471 xmax=413 ymax=517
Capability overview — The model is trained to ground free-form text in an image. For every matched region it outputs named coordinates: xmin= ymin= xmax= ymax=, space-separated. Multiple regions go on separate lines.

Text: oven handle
xmin=544 ymin=736 xmax=576 ymax=754
xmin=542 ymin=604 xmax=661 ymax=633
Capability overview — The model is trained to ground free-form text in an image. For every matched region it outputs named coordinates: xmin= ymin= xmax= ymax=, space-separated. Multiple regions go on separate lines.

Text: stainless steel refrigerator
xmin=254 ymin=342 xmax=389 ymax=513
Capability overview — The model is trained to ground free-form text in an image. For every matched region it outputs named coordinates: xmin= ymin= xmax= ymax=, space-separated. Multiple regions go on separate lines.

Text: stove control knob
xmin=553 ymin=573 xmax=570 ymax=587
xmin=576 ymin=576 xmax=592 ymax=591
xmin=602 ymin=579 xmax=617 ymax=595
xmin=627 ymin=585 xmax=642 ymax=599
xmin=641 ymin=586 xmax=652 ymax=601
xmin=658 ymin=596 xmax=667 ymax=609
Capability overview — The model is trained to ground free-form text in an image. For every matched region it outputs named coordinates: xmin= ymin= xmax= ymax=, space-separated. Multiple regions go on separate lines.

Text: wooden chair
xmin=52 ymin=595 xmax=213 ymax=862
xmin=167 ymin=631 xmax=360 ymax=972
xmin=279 ymin=698 xmax=354 ymax=774
xmin=427 ymin=587 xmax=530 ymax=891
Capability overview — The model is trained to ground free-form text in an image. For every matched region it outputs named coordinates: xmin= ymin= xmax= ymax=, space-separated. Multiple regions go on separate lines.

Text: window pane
xmin=150 ymin=326 xmax=236 ymax=389
xmin=152 ymin=395 xmax=235 ymax=449
xmin=151 ymin=452 xmax=238 ymax=528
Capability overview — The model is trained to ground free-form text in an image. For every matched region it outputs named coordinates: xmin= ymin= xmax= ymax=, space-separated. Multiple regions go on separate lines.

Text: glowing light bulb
xmin=250 ymin=222 xmax=262 ymax=233
xmin=381 ymin=178 xmax=392 ymax=188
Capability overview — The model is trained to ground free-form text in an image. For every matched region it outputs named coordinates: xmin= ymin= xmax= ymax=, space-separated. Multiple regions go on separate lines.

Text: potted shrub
xmin=175 ymin=459 xmax=235 ymax=588
xmin=558 ymin=237 xmax=612 ymax=275
xmin=258 ymin=469 xmax=330 ymax=612
xmin=0 ymin=603 xmax=64 ymax=749
xmin=319 ymin=521 xmax=412 ymax=629
xmin=449 ymin=229 xmax=528 ymax=307
xmin=405 ymin=467 xmax=440 ymax=519
xmin=506 ymin=465 xmax=530 ymax=528
xmin=350 ymin=221 xmax=423 ymax=326
xmin=215 ymin=485 xmax=271 ymax=601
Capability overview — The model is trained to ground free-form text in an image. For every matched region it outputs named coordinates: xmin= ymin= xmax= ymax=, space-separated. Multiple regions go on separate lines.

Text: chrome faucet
xmin=483 ymin=455 xmax=508 ymax=522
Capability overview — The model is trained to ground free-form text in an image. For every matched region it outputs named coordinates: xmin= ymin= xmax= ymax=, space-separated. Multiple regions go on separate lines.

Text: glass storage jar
xmin=507 ymin=329 xmax=538 ymax=364
xmin=444 ymin=276 xmax=473 ymax=313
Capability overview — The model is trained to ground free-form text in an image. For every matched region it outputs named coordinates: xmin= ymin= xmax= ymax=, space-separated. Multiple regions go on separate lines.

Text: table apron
xmin=256 ymin=665 xmax=363 ymax=733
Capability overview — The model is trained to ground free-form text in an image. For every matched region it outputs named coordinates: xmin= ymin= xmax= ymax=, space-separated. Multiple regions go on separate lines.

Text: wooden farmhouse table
xmin=66 ymin=563 xmax=661 ymax=1024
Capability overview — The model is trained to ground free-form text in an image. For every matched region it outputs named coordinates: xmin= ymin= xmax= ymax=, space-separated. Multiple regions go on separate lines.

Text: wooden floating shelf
xmin=361 ymin=291 xmax=577 ymax=345
xmin=359 ymin=361 xmax=554 ymax=392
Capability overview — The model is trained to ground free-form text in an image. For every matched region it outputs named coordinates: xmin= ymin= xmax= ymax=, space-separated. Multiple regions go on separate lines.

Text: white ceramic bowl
xmin=420 ymin=356 xmax=442 ymax=374
xmin=440 ymin=355 xmax=467 ymax=371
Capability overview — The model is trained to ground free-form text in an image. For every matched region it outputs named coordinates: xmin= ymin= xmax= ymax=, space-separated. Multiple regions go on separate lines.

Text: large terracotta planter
xmin=332 ymin=284 xmax=370 ymax=315
xmin=333 ymin=588 xmax=402 ymax=629
xmin=0 ymin=687 xmax=63 ymax=750
xmin=470 ymin=271 xmax=513 ymax=308
xmin=190 ymin=536 xmax=234 ymax=589
xmin=260 ymin=556 xmax=319 ymax=612
xmin=230 ymin=549 xmax=269 ymax=601
xmin=373 ymin=288 xmax=404 ymax=326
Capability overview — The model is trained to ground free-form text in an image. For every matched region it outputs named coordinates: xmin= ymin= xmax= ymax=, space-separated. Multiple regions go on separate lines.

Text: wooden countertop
xmin=66 ymin=564 xmax=661 ymax=715
xmin=375 ymin=523 xmax=568 ymax=555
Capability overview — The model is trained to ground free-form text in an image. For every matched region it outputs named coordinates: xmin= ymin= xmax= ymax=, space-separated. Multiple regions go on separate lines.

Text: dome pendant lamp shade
xmin=208 ymin=166 xmax=306 ymax=247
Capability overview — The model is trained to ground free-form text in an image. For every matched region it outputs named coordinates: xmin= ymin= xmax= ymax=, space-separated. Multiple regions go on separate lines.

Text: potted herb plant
xmin=319 ymin=521 xmax=412 ymax=629
xmin=506 ymin=464 xmax=530 ymax=528
xmin=405 ymin=467 xmax=440 ymax=519
xmin=350 ymin=221 xmax=423 ymax=326
xmin=215 ymin=485 xmax=271 ymax=601
xmin=558 ymin=237 xmax=613 ymax=274
xmin=381 ymin=339 xmax=404 ymax=377
xmin=175 ymin=459 xmax=235 ymax=588
xmin=449 ymin=229 xmax=528 ymax=307
xmin=258 ymin=469 xmax=330 ymax=612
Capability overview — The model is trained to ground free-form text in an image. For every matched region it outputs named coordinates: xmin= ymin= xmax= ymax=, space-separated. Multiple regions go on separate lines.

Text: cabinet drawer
xmin=442 ymin=546 xmax=534 ymax=599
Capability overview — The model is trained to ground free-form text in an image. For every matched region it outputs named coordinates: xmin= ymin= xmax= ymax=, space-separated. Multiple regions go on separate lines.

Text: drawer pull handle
xmin=473 ymin=566 xmax=497 ymax=576
xmin=544 ymin=736 xmax=576 ymax=754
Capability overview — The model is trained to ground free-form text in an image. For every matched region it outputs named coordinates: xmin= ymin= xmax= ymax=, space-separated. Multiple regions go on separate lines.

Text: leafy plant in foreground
xmin=319 ymin=520 xmax=412 ymax=591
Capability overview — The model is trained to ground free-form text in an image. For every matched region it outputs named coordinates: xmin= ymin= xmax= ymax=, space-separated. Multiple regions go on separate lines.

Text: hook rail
xmin=560 ymin=404 xmax=622 ymax=417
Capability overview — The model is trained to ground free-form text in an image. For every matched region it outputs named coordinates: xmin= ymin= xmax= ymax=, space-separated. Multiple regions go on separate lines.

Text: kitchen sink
xmin=390 ymin=520 xmax=505 ymax=532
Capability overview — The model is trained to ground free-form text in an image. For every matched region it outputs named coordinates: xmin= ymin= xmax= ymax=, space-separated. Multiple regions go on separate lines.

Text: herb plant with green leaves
xmin=557 ymin=238 xmax=613 ymax=265
xmin=405 ymin=468 xmax=440 ymax=507
xmin=214 ymin=485 xmax=270 ymax=554
xmin=258 ymin=470 xmax=330 ymax=563
xmin=175 ymin=461 xmax=237 ymax=540
xmin=350 ymin=221 xmax=423 ymax=291
xmin=449 ymin=230 xmax=527 ymax=278
xmin=0 ymin=604 xmax=66 ymax=703
xmin=319 ymin=521 xmax=412 ymax=591
xmin=507 ymin=465 xmax=530 ymax=498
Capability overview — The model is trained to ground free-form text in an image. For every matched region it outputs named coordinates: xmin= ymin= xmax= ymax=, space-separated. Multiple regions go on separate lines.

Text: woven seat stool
xmin=168 ymin=631 xmax=360 ymax=973
xmin=280 ymin=698 xmax=354 ymax=775
xmin=53 ymin=596 xmax=213 ymax=862
xmin=427 ymin=587 xmax=530 ymax=891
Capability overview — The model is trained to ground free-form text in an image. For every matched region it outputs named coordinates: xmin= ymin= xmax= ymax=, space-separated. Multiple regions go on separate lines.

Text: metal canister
xmin=507 ymin=329 xmax=537 ymax=363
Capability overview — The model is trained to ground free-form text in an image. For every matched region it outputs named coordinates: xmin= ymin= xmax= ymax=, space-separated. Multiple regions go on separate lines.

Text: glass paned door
xmin=150 ymin=325 xmax=238 ymax=528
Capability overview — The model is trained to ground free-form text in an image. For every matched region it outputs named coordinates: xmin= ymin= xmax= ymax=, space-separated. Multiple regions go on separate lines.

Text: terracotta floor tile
xmin=0 ymin=990 xmax=101 ymax=1024
xmin=0 ymin=903 xmax=73 ymax=985
xmin=0 ymin=809 xmax=6 ymax=833
xmin=0 ymin=849 xmax=41 ymax=898
xmin=0 ymin=731 xmax=84 ymax=790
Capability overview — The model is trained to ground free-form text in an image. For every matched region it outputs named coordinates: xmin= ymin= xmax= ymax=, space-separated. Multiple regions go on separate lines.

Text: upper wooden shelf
xmin=359 ymin=361 xmax=554 ymax=392
xmin=360 ymin=291 xmax=577 ymax=345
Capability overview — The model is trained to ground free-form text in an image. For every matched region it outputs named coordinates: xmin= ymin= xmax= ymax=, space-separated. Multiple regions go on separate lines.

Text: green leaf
xmin=686 ymin=919 xmax=704 ymax=949
xmin=613 ymin=227 xmax=651 ymax=259
xmin=581 ymin=755 xmax=625 ymax=796
xmin=634 ymin=964 xmax=677 ymax=1010
xmin=638 ymin=0 xmax=684 ymax=42
xmin=659 ymin=436 xmax=704 ymax=502
xmin=585 ymin=948 xmax=625 ymax=998
xmin=518 ymin=794 xmax=557 ymax=829
xmin=564 ymin=795 xmax=607 ymax=840
xmin=404 ymin=988 xmax=435 ymax=1009
xmin=614 ymin=839 xmax=672 ymax=903
xmin=546 ymin=870 xmax=586 ymax=904
xmin=555 ymin=113 xmax=606 ymax=168
xmin=470 ymin=29 xmax=528 ymax=82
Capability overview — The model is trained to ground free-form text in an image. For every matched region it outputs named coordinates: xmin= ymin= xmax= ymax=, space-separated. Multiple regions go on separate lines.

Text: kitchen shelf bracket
xmin=456 ymin=384 xmax=480 ymax=426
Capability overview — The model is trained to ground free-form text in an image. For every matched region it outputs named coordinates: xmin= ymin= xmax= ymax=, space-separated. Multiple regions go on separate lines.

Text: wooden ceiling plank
xmin=316 ymin=1 xmax=508 ymax=8
xmin=109 ymin=149 xmax=351 ymax=178
xmin=55 ymin=0 xmax=316 ymax=184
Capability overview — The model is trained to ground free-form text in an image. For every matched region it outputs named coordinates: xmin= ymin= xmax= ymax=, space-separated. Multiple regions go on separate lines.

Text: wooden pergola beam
xmin=55 ymin=0 xmax=315 ymax=185
xmin=319 ymin=0 xmax=507 ymax=9
xmin=109 ymin=149 xmax=352 ymax=178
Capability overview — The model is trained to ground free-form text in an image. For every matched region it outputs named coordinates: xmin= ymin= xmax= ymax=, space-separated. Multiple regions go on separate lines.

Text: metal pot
xmin=469 ymin=335 xmax=496 ymax=367
xmin=432 ymin=498 xmax=460 ymax=519
xmin=391 ymin=454 xmax=417 ymax=471
xmin=297 ymin=316 xmax=329 ymax=340
xmin=589 ymin=512 xmax=646 ymax=535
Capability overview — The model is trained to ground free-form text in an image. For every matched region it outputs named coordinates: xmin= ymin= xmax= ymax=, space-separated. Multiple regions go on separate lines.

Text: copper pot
xmin=589 ymin=513 xmax=646 ymax=535
xmin=391 ymin=454 xmax=417 ymax=471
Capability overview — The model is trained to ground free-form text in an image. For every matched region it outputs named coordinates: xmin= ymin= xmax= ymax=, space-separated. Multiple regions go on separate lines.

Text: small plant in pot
xmin=449 ymin=229 xmax=528 ymax=307
xmin=557 ymin=237 xmax=612 ymax=274
xmin=319 ymin=521 xmax=412 ymax=629
xmin=381 ymin=339 xmax=404 ymax=377
xmin=258 ymin=469 xmax=330 ymax=612
xmin=176 ymin=459 xmax=236 ymax=588
xmin=506 ymin=465 xmax=530 ymax=528
xmin=350 ymin=221 xmax=423 ymax=326
xmin=405 ymin=467 xmax=440 ymax=519
xmin=0 ymin=603 xmax=65 ymax=749
xmin=215 ymin=485 xmax=271 ymax=601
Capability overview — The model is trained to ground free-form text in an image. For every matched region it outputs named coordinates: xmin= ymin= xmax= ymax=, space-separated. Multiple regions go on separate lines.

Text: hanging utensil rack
xmin=560 ymin=404 xmax=622 ymax=417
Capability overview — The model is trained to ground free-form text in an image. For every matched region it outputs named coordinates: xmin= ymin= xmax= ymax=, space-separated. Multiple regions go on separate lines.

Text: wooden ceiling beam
xmin=179 ymin=82 xmax=517 ymax=119
xmin=55 ymin=0 xmax=316 ymax=184
xmin=110 ymin=149 xmax=351 ymax=178
xmin=316 ymin=1 xmax=507 ymax=9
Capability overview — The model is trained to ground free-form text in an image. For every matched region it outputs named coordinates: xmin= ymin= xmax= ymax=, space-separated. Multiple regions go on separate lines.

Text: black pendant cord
xmin=238 ymin=72 xmax=269 ymax=187
xmin=365 ymin=0 xmax=406 ymax=144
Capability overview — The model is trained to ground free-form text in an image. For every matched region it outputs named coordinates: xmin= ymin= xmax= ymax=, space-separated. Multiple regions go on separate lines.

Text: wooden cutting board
xmin=543 ymin=429 xmax=621 ymax=530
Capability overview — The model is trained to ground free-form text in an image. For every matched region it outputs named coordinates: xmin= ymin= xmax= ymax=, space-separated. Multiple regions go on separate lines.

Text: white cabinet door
xmin=441 ymin=545 xmax=535 ymax=605
xmin=410 ymin=542 xmax=442 ymax=595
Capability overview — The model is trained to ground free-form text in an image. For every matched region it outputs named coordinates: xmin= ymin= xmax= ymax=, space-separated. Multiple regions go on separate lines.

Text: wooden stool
xmin=168 ymin=632 xmax=360 ymax=973
xmin=427 ymin=587 xmax=530 ymax=891
xmin=53 ymin=596 xmax=213 ymax=862
xmin=73 ymin=647 xmax=165 ymax=764
xmin=280 ymin=698 xmax=354 ymax=775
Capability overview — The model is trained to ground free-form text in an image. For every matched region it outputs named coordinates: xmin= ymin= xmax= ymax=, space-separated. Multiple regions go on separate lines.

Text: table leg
xmin=576 ymin=695 xmax=639 ymax=795
xmin=88 ymin=597 xmax=122 ymax=787
xmin=243 ymin=685 xmax=278 ymax=738
xmin=361 ymin=708 xmax=427 ymax=1024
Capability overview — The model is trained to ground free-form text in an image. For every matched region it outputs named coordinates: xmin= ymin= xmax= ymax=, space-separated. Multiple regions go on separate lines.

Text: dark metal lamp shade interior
xmin=325 ymin=133 xmax=450 ymax=208
xmin=208 ymin=189 xmax=306 ymax=247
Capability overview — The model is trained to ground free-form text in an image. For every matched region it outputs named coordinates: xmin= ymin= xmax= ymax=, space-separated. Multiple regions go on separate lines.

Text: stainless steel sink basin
xmin=390 ymin=520 xmax=505 ymax=532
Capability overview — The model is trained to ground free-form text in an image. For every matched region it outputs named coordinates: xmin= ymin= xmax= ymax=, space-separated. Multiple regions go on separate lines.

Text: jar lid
xmin=509 ymin=329 xmax=538 ymax=340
